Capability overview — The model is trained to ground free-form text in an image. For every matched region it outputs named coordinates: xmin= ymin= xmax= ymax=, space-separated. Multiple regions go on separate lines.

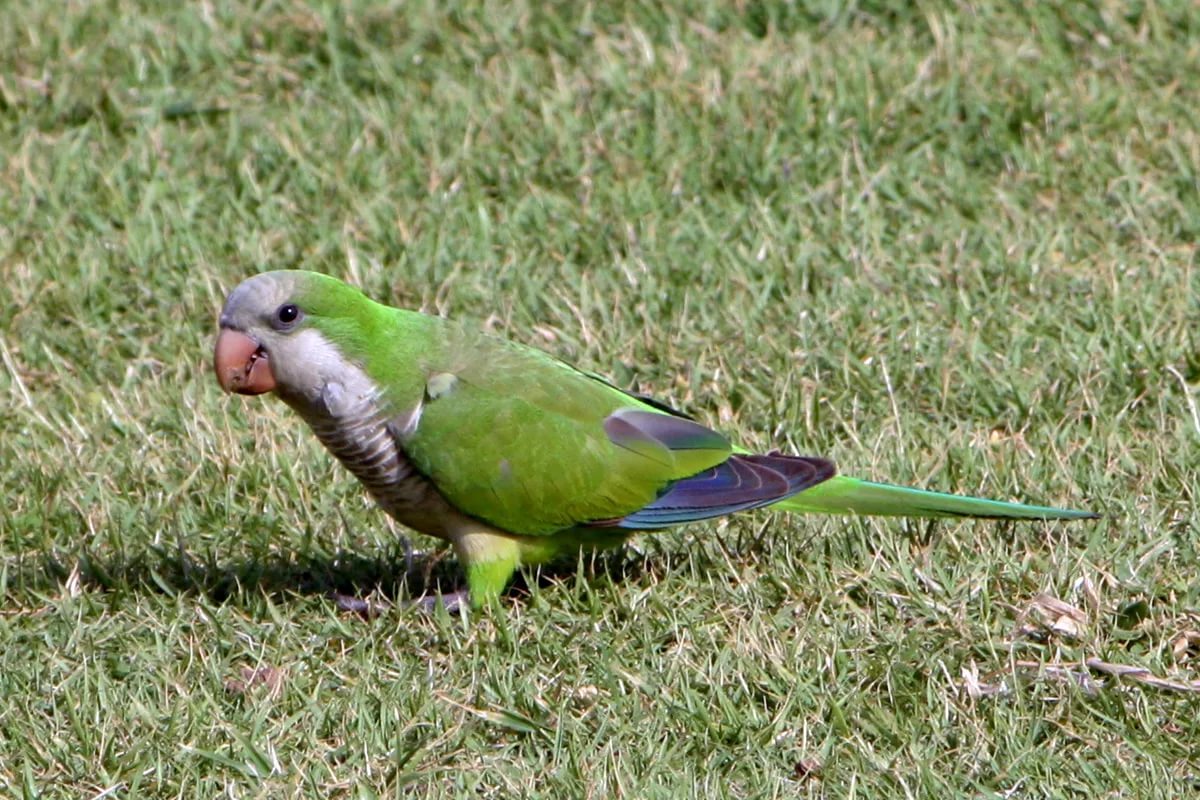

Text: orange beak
xmin=214 ymin=329 xmax=277 ymax=395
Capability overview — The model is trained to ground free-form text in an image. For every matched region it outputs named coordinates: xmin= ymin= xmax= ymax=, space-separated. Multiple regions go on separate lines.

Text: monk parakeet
xmin=215 ymin=271 xmax=1096 ymax=609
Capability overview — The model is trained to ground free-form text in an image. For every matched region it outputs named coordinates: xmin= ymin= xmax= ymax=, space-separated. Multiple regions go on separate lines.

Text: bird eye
xmin=275 ymin=304 xmax=300 ymax=326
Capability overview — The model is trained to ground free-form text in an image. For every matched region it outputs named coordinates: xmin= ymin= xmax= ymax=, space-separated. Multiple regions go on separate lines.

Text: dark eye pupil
xmin=278 ymin=304 xmax=298 ymax=324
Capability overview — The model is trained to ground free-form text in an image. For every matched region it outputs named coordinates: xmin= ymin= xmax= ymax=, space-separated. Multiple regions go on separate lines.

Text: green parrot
xmin=215 ymin=271 xmax=1097 ymax=609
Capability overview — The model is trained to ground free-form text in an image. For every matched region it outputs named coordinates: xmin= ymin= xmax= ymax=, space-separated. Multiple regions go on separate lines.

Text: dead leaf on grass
xmin=1015 ymin=592 xmax=1088 ymax=639
xmin=225 ymin=665 xmax=286 ymax=699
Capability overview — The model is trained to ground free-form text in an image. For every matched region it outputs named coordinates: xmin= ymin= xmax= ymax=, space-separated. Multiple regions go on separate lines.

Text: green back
xmin=404 ymin=326 xmax=731 ymax=535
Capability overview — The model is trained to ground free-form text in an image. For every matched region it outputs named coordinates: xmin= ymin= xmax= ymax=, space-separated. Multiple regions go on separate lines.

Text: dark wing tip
xmin=603 ymin=452 xmax=836 ymax=530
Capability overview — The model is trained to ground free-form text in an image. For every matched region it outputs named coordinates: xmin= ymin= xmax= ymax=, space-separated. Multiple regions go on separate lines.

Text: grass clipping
xmin=963 ymin=592 xmax=1200 ymax=697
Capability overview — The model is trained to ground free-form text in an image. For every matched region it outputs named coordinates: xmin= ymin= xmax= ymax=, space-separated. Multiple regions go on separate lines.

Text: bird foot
xmin=411 ymin=590 xmax=469 ymax=615
xmin=330 ymin=589 xmax=469 ymax=618
xmin=330 ymin=592 xmax=392 ymax=619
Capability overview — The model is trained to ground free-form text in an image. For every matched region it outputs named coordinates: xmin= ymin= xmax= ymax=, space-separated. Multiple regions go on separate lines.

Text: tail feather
xmin=774 ymin=475 xmax=1098 ymax=521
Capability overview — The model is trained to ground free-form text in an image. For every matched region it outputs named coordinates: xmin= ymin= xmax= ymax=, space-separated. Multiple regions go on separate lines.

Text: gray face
xmin=217 ymin=273 xmax=320 ymax=405
xmin=217 ymin=272 xmax=380 ymax=422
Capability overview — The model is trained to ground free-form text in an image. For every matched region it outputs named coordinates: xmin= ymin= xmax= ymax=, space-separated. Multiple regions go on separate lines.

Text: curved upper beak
xmin=214 ymin=329 xmax=277 ymax=395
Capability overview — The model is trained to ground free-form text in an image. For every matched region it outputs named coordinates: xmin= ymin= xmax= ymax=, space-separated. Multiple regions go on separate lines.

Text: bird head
xmin=214 ymin=271 xmax=369 ymax=404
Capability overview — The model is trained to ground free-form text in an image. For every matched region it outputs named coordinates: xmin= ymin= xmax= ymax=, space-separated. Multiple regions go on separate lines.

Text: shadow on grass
xmin=7 ymin=542 xmax=652 ymax=609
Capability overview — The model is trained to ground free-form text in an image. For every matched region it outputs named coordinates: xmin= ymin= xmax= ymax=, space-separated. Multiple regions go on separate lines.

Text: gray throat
xmin=285 ymin=382 xmax=452 ymax=537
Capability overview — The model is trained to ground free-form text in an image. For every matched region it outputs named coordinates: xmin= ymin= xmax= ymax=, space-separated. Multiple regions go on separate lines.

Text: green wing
xmin=392 ymin=328 xmax=732 ymax=536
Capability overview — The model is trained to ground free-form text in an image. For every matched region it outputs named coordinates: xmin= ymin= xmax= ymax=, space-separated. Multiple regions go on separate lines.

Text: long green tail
xmin=774 ymin=475 xmax=1098 ymax=521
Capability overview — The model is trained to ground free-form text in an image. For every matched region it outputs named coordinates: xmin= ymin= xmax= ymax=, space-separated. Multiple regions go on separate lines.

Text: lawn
xmin=2 ymin=0 xmax=1198 ymax=796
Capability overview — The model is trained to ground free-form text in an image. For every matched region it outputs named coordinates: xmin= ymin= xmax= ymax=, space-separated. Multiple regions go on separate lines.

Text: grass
xmin=2 ymin=0 xmax=1199 ymax=796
